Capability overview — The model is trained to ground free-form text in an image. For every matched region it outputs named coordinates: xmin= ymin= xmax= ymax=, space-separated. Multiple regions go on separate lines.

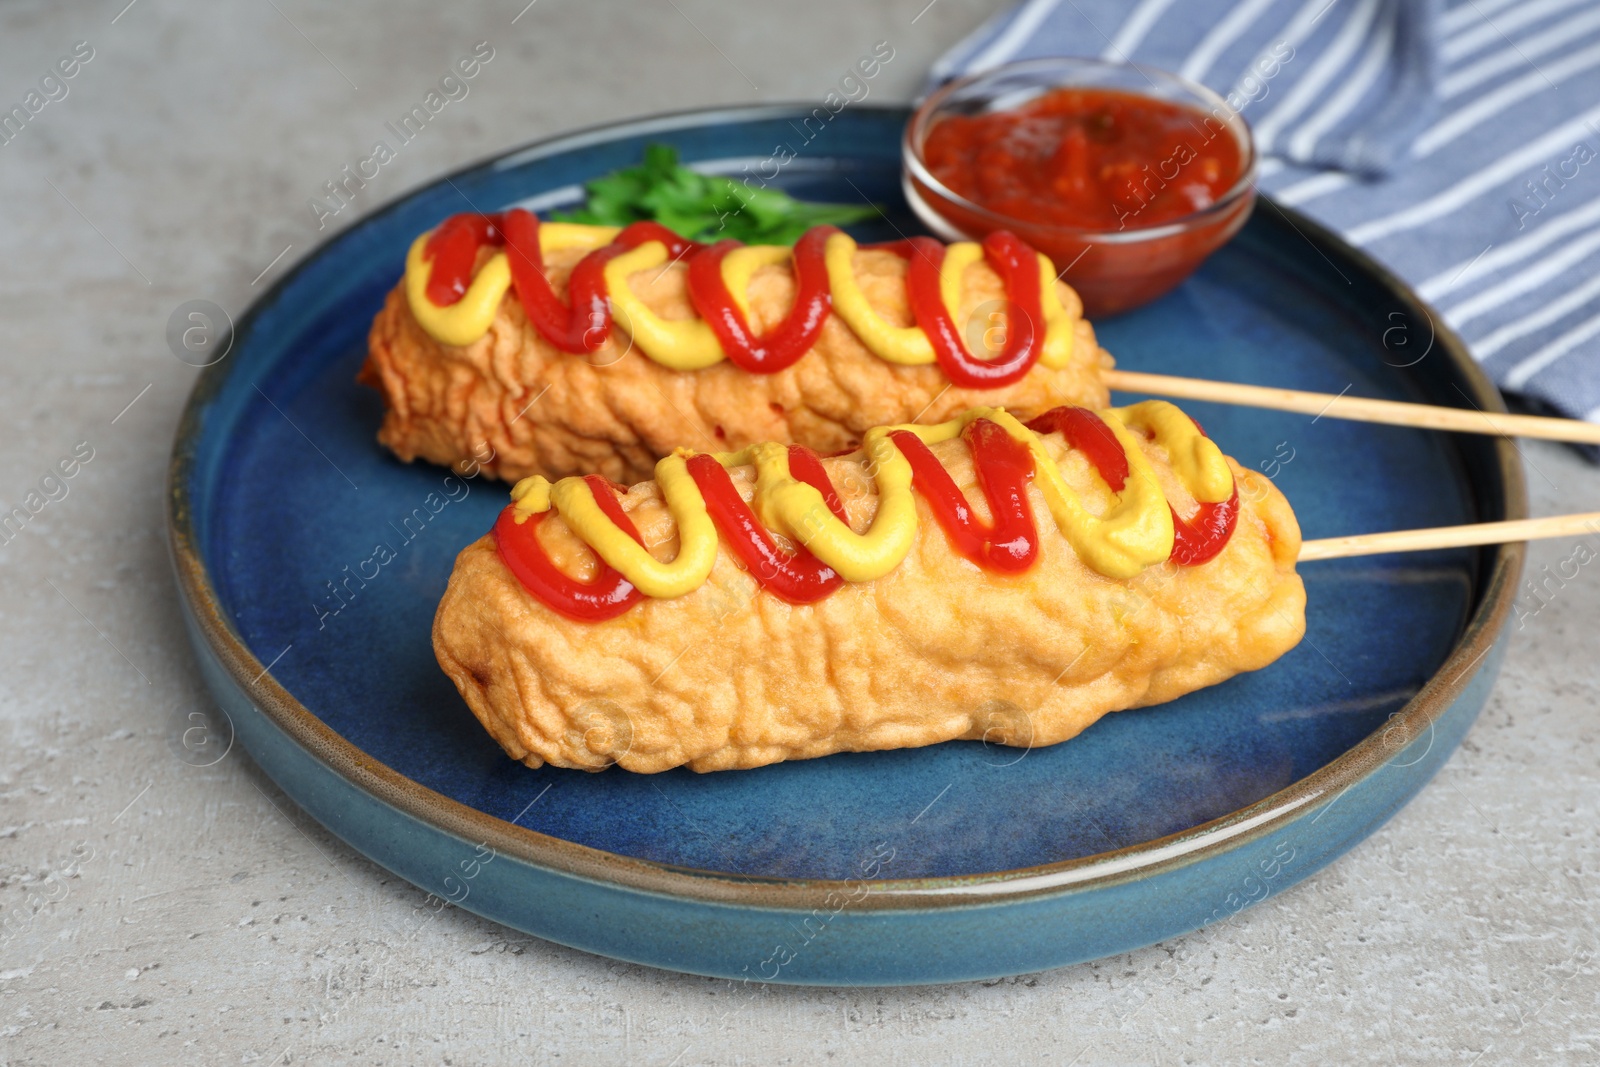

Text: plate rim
xmin=167 ymin=102 xmax=1528 ymax=912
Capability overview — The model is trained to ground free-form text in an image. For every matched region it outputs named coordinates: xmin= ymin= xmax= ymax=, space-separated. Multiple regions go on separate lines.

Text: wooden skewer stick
xmin=1104 ymin=369 xmax=1600 ymax=446
xmin=1300 ymin=511 xmax=1600 ymax=561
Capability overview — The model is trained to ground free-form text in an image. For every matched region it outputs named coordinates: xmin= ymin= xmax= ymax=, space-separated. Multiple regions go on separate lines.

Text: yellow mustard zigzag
xmin=404 ymin=223 xmax=1079 ymax=371
xmin=507 ymin=400 xmax=1234 ymax=595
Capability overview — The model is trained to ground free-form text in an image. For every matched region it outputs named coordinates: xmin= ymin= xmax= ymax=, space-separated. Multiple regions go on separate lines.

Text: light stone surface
xmin=1 ymin=1 xmax=1597 ymax=1063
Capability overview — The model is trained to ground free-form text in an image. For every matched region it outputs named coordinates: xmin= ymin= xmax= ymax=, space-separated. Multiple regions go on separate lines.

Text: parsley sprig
xmin=552 ymin=144 xmax=877 ymax=245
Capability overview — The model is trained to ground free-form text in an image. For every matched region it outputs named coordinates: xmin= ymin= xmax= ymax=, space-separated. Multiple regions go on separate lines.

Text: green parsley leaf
xmin=551 ymin=143 xmax=878 ymax=245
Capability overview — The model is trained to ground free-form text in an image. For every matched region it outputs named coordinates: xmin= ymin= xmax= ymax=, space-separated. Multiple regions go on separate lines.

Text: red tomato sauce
xmin=419 ymin=210 xmax=1051 ymax=386
xmin=921 ymin=88 xmax=1245 ymax=231
xmin=494 ymin=406 xmax=1239 ymax=621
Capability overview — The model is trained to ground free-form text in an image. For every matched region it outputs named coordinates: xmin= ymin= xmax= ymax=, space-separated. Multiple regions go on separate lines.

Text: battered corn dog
xmin=361 ymin=211 xmax=1111 ymax=485
xmin=432 ymin=400 xmax=1305 ymax=773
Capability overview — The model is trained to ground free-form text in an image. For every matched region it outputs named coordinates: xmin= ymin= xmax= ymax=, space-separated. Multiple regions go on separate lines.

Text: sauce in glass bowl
xmin=904 ymin=60 xmax=1257 ymax=318
xmin=921 ymin=87 xmax=1245 ymax=232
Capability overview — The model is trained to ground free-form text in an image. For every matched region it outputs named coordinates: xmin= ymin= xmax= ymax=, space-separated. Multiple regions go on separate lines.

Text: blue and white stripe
xmin=933 ymin=0 xmax=1600 ymax=435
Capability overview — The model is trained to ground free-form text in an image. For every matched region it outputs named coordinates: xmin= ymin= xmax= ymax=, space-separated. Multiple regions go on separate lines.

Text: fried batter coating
xmin=363 ymin=246 xmax=1113 ymax=485
xmin=432 ymin=431 xmax=1306 ymax=773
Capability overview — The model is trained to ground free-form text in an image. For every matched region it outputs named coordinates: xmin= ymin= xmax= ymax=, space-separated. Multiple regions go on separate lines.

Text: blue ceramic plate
xmin=170 ymin=105 xmax=1525 ymax=985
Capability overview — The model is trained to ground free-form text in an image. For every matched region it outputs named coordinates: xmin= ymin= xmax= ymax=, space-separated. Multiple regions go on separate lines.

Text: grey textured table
xmin=2 ymin=2 xmax=1597 ymax=1063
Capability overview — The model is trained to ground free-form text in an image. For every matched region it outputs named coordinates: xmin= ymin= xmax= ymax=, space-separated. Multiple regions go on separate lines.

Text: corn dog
xmin=361 ymin=211 xmax=1111 ymax=485
xmin=432 ymin=400 xmax=1305 ymax=773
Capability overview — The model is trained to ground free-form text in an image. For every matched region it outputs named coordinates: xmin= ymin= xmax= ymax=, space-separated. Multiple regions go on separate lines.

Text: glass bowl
xmin=904 ymin=57 xmax=1257 ymax=318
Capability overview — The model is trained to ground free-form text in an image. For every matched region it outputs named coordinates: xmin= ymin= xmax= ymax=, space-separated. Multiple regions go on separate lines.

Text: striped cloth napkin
xmin=931 ymin=0 xmax=1600 ymax=435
